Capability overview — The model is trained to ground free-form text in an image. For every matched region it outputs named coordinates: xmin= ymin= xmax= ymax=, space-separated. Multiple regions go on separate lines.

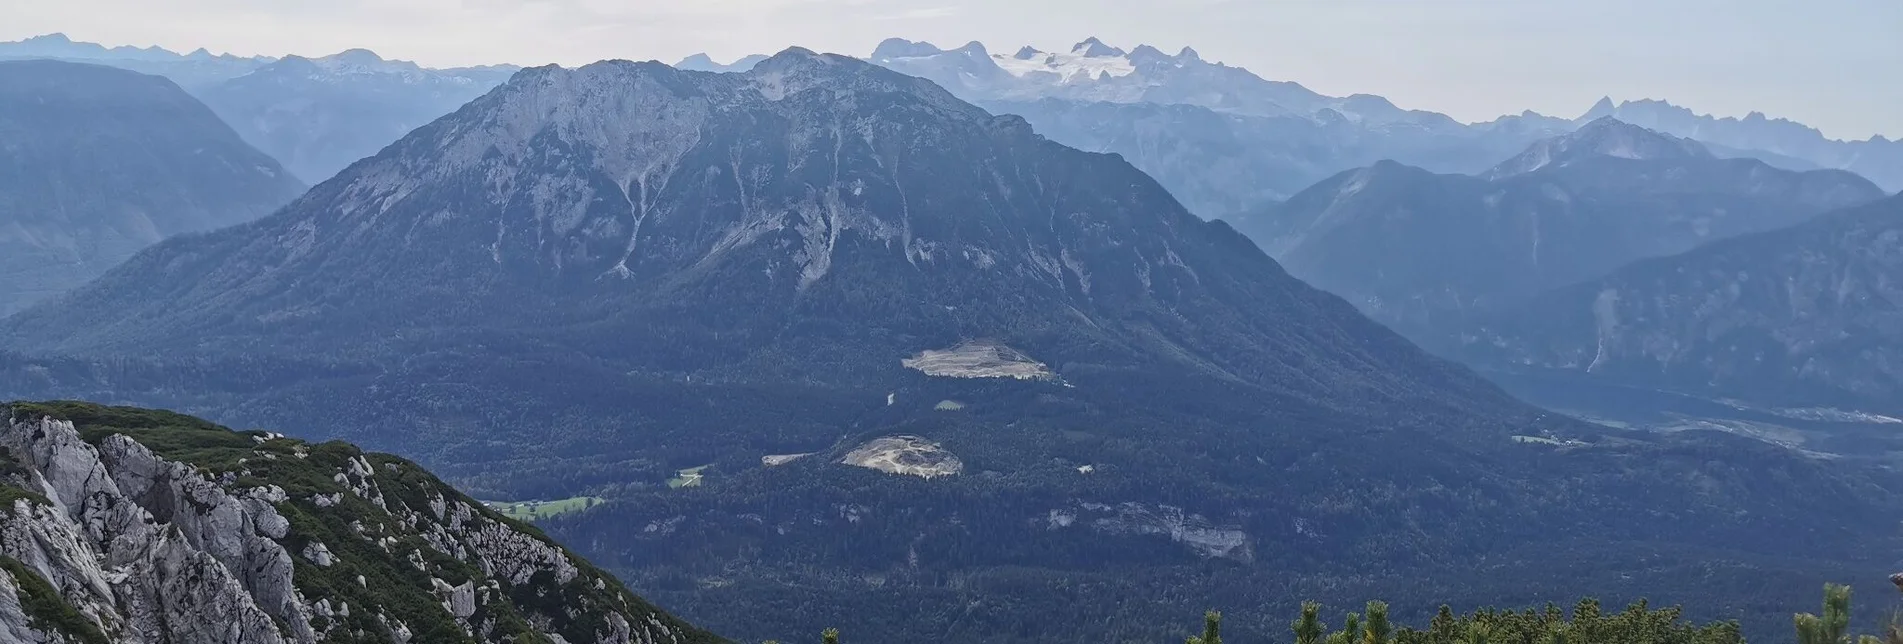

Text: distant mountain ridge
xmin=0 ymin=33 xmax=521 ymax=184
xmin=196 ymin=48 xmax=519 ymax=182
xmin=1233 ymin=118 xmax=1886 ymax=339
xmin=1460 ymin=192 xmax=1903 ymax=410
xmin=1579 ymin=97 xmax=1903 ymax=190
xmin=1487 ymin=116 xmax=1712 ymax=178
xmin=674 ymin=53 xmax=768 ymax=73
xmin=0 ymin=32 xmax=273 ymax=88
xmin=0 ymin=59 xmax=306 ymax=316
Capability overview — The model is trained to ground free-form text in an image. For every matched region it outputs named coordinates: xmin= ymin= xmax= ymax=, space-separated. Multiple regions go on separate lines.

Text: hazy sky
xmin=4 ymin=0 xmax=1897 ymax=139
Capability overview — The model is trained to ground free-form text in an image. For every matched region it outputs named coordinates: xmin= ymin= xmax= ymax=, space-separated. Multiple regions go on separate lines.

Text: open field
xmin=485 ymin=496 xmax=604 ymax=521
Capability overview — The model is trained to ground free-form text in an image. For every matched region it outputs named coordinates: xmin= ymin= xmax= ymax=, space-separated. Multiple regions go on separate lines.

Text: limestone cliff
xmin=0 ymin=401 xmax=719 ymax=644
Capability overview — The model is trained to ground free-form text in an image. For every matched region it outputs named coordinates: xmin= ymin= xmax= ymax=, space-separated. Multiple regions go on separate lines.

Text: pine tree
xmin=1325 ymin=612 xmax=1363 ymax=644
xmin=821 ymin=628 xmax=839 ymax=644
xmin=1462 ymin=621 xmax=1491 ymax=644
xmin=1428 ymin=605 xmax=1460 ymax=644
xmin=1295 ymin=601 xmax=1327 ymax=644
xmin=1188 ymin=610 xmax=1222 ymax=644
xmin=1797 ymin=584 xmax=1854 ymax=644
xmin=1365 ymin=601 xmax=1392 ymax=644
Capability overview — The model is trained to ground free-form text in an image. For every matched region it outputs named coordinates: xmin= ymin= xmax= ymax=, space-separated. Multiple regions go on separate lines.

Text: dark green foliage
xmin=822 ymin=628 xmax=839 ymax=644
xmin=1794 ymin=583 xmax=1896 ymax=644
xmin=1797 ymin=584 xmax=1854 ymax=644
xmin=0 ymin=445 xmax=50 ymax=510
xmin=1187 ymin=610 xmax=1221 ymax=644
xmin=1367 ymin=601 xmax=1392 ymax=644
xmin=0 ymin=556 xmax=110 ymax=644
xmin=1198 ymin=597 xmax=1743 ymax=644
xmin=1296 ymin=601 xmax=1327 ymax=644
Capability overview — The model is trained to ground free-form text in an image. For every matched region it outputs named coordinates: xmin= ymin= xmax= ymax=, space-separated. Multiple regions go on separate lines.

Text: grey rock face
xmin=2 ymin=416 xmax=289 ymax=644
xmin=0 ymin=406 xmax=718 ymax=644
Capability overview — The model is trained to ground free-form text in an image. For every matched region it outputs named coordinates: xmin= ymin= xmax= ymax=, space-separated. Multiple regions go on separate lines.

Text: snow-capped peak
xmin=1071 ymin=37 xmax=1126 ymax=58
xmin=991 ymin=40 xmax=1137 ymax=82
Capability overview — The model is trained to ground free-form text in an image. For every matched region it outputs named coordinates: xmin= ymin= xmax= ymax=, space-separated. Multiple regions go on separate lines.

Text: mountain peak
xmin=1488 ymin=117 xmax=1712 ymax=178
xmin=1012 ymin=45 xmax=1041 ymax=60
xmin=675 ymin=52 xmax=768 ymax=73
xmin=1581 ymin=95 xmax=1617 ymax=121
xmin=327 ymin=48 xmax=385 ymax=64
xmin=22 ymin=32 xmax=73 ymax=44
xmin=870 ymin=37 xmax=942 ymax=60
xmin=1177 ymin=46 xmax=1202 ymax=61
xmin=1071 ymin=36 xmax=1125 ymax=57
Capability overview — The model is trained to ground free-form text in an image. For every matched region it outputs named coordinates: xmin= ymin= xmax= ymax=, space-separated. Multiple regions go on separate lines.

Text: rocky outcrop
xmin=0 ymin=402 xmax=719 ymax=644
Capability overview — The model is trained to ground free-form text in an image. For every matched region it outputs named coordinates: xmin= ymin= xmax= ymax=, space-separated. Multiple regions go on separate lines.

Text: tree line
xmin=779 ymin=581 xmax=1903 ymax=644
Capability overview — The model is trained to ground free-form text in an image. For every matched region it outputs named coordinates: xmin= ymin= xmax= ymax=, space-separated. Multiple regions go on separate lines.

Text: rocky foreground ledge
xmin=0 ymin=401 xmax=720 ymax=644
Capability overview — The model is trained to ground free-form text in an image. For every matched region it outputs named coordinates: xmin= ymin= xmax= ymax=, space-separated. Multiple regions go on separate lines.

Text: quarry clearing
xmin=842 ymin=436 xmax=963 ymax=478
xmin=902 ymin=341 xmax=1057 ymax=381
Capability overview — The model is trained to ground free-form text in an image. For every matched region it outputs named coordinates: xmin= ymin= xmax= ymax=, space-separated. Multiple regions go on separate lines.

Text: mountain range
xmin=0 ymin=34 xmax=517 ymax=184
xmin=1460 ymin=192 xmax=1903 ymax=411
xmin=1584 ymin=97 xmax=1903 ymax=191
xmin=861 ymin=38 xmax=1577 ymax=215
xmin=193 ymin=49 xmax=517 ymax=183
xmin=0 ymin=59 xmax=307 ymax=316
xmin=13 ymin=32 xmax=1891 ymax=214
xmin=1231 ymin=118 xmax=1885 ymax=340
xmin=0 ymin=32 xmax=272 ymax=88
xmin=0 ymin=49 xmax=1895 ymax=643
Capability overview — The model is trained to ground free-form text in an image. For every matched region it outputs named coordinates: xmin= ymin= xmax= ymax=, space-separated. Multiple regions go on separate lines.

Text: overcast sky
xmin=4 ymin=0 xmax=1897 ymax=139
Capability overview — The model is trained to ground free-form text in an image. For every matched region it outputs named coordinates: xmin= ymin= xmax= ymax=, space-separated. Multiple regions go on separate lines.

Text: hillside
xmin=0 ymin=401 xmax=718 ymax=644
xmin=1460 ymin=193 xmax=1903 ymax=411
xmin=1235 ymin=119 xmax=1884 ymax=339
xmin=0 ymin=60 xmax=305 ymax=315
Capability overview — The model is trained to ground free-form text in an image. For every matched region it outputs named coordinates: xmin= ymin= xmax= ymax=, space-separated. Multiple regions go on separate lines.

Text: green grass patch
xmin=0 ymin=556 xmax=109 ymax=644
xmin=667 ymin=465 xmax=711 ymax=489
xmin=484 ymin=496 xmax=604 ymax=522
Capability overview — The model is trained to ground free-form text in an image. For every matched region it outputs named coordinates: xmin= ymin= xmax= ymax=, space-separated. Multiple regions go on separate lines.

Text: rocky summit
xmin=0 ymin=401 xmax=717 ymax=644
